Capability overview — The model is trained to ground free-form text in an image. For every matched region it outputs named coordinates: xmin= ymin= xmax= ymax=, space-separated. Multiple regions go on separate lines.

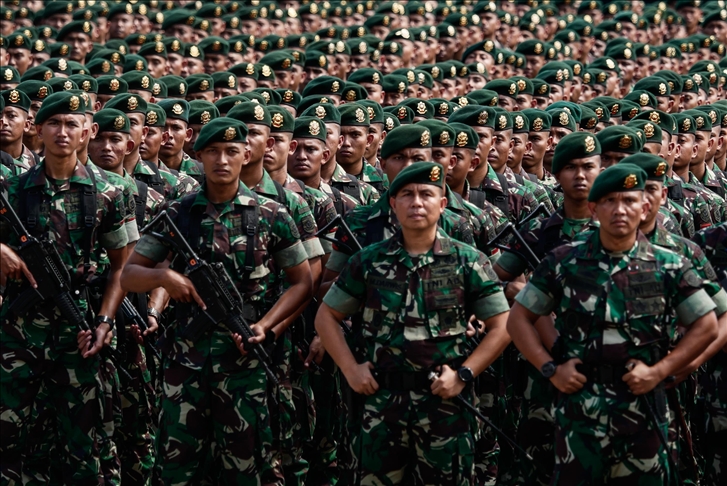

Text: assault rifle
xmin=142 ymin=211 xmax=278 ymax=385
xmin=0 ymin=190 xmax=130 ymax=380
xmin=119 ymin=297 xmax=162 ymax=362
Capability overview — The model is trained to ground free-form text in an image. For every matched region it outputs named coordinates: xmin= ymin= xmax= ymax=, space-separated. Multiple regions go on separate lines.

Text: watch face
xmin=541 ymin=362 xmax=556 ymax=378
xmin=458 ymin=367 xmax=474 ymax=383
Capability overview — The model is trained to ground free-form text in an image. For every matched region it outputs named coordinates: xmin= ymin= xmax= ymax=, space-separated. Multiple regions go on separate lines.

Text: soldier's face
xmin=161 ymin=118 xmax=192 ymax=158
xmin=199 ymin=141 xmax=249 ymax=185
xmin=489 ymin=130 xmax=512 ymax=172
xmin=338 ymin=125 xmax=372 ymax=166
xmin=473 ymin=126 xmax=494 ymax=163
xmin=246 ymin=124 xmax=273 ymax=165
xmin=643 ymin=180 xmax=667 ymax=225
xmin=522 ymin=130 xmax=551 ymax=171
xmin=390 ymin=183 xmax=446 ymax=232
xmin=325 ymin=123 xmax=342 ymax=164
xmin=361 ymin=84 xmax=383 ymax=104
xmin=36 ymin=114 xmax=89 ymax=158
xmin=692 ymin=131 xmax=712 ymax=165
xmin=381 ymin=147 xmax=432 ymax=181
xmin=675 ymin=133 xmax=697 ymax=170
xmin=264 ymin=132 xmax=295 ymax=173
xmin=508 ymin=132 xmax=530 ymax=168
xmin=140 ymin=126 xmax=167 ymax=161
xmin=590 ymin=191 xmax=649 ymax=238
xmin=0 ymin=106 xmax=29 ymax=145
xmin=365 ymin=124 xmax=384 ymax=160
xmin=449 ymin=147 xmax=478 ymax=189
xmin=431 ymin=145 xmax=453 ymax=170
xmin=555 ymin=155 xmax=601 ymax=201
xmin=288 ymin=138 xmax=329 ymax=182
xmin=89 ymin=131 xmax=132 ymax=173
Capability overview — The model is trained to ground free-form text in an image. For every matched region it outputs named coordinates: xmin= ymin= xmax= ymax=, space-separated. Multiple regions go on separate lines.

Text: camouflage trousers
xmin=304 ymin=363 xmax=341 ymax=486
xmin=157 ymin=358 xmax=277 ymax=485
xmin=473 ymin=364 xmax=503 ymax=486
xmin=355 ymin=388 xmax=476 ymax=485
xmin=0 ymin=331 xmax=100 ymax=485
xmin=117 ymin=342 xmax=155 ymax=486
xmin=700 ymin=356 xmax=726 ymax=486
xmin=98 ymin=354 xmax=122 ymax=486
xmin=551 ymin=384 xmax=669 ymax=486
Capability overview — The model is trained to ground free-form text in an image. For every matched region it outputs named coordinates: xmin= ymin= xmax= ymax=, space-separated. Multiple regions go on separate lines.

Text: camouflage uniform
xmin=445 ymin=185 xmax=499 ymax=255
xmin=176 ymin=156 xmax=205 ymax=185
xmin=470 ymin=163 xmax=537 ymax=226
xmin=0 ymin=161 xmax=128 ymax=485
xmin=323 ymin=230 xmax=509 ymax=485
xmin=665 ymin=178 xmax=699 ymax=237
xmin=133 ymin=181 xmax=307 ymax=485
xmin=0 ymin=145 xmax=36 ymax=178
xmin=330 ymin=162 xmax=381 ymax=206
xmin=132 ymin=158 xmax=199 ymax=201
xmin=516 ymin=230 xmax=717 ymax=485
xmin=687 ymin=172 xmax=726 ymax=224
xmin=697 ymin=166 xmax=727 ymax=201
xmin=504 ymin=166 xmax=555 ymax=214
xmin=691 ymin=223 xmax=727 ymax=486
xmin=355 ymin=160 xmax=388 ymax=194
xmin=657 ymin=206 xmax=682 ymax=236
xmin=669 ymin=175 xmax=716 ymax=229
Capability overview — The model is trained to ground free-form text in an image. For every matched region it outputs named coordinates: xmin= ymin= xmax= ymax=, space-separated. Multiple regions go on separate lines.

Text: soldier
xmin=121 ymin=117 xmax=312 ymax=484
xmin=0 ymin=88 xmax=36 ymax=177
xmin=1 ymin=91 xmax=129 ymax=484
xmin=508 ymin=163 xmax=719 ymax=485
xmin=316 ymin=162 xmax=511 ymax=485
xmin=156 ymin=98 xmax=205 ymax=185
xmin=335 ymin=103 xmax=387 ymax=193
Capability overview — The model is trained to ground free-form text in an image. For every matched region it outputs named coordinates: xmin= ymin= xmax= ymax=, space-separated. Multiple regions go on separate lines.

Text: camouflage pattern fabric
xmin=330 ymin=162 xmax=381 ymax=205
xmin=0 ymin=161 xmax=127 ymax=484
xmin=687 ymin=172 xmax=726 ymax=224
xmin=132 ymin=158 xmax=199 ymax=201
xmin=473 ymin=163 xmax=538 ymax=225
xmin=504 ymin=167 xmax=556 ymax=214
xmin=669 ymin=175 xmax=716 ymax=230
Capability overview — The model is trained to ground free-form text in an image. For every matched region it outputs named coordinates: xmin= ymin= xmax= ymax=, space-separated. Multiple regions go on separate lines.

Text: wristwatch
xmin=541 ymin=361 xmax=557 ymax=379
xmin=95 ymin=314 xmax=115 ymax=330
xmin=147 ymin=307 xmax=162 ymax=321
xmin=457 ymin=366 xmax=474 ymax=383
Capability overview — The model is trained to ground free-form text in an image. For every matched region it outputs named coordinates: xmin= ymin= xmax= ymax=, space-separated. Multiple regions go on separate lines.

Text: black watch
xmin=541 ymin=361 xmax=557 ymax=379
xmin=457 ymin=366 xmax=474 ymax=383
xmin=95 ymin=314 xmax=115 ymax=330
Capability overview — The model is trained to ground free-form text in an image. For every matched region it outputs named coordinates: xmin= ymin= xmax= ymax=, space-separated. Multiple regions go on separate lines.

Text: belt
xmin=576 ymin=363 xmax=628 ymax=385
xmin=375 ymin=371 xmax=432 ymax=391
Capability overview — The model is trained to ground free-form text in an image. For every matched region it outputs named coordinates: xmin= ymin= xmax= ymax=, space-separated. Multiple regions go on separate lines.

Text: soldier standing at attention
xmin=316 ymin=162 xmax=511 ymax=485
xmin=0 ymin=91 xmax=129 ymax=484
xmin=507 ymin=163 xmax=719 ymax=485
xmin=121 ymin=118 xmax=312 ymax=485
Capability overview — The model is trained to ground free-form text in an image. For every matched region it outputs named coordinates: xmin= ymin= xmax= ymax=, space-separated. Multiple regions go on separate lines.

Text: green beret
xmin=0 ymin=66 xmax=20 ymax=84
xmin=163 ymin=37 xmax=184 ymax=55
xmin=123 ymin=54 xmax=147 ymax=73
xmin=627 ymin=119 xmax=663 ymax=144
xmin=681 ymin=75 xmax=699 ymax=94
xmin=703 ymin=9 xmax=727 ymax=26
xmin=229 ymin=62 xmax=259 ymax=80
xmin=194 ymin=118 xmax=248 ymax=151
xmin=358 ymin=100 xmax=384 ymax=125
xmin=396 ymin=99 xmax=432 ymax=120
xmin=597 ymin=125 xmax=644 ymax=154
xmin=694 ymin=105 xmax=722 ymax=127
xmin=417 ymin=120 xmax=455 ymax=147
xmin=251 ymin=87 xmax=281 ymax=105
xmin=108 ymin=2 xmax=135 ymax=20
xmin=521 ymin=109 xmax=552 ymax=132
xmin=633 ymin=110 xmax=676 ymax=136
xmin=42 ymin=58 xmax=72 ymax=76
xmin=426 ymin=99 xmax=454 ymax=120
xmin=619 ymin=153 xmax=668 ymax=182
xmin=302 ymin=76 xmax=345 ymax=98
xmin=511 ymin=76 xmax=534 ymax=96
xmin=383 ymin=112 xmax=400 ymax=131
xmin=121 ymin=71 xmax=154 ymax=93
xmin=47 ymin=77 xmax=78 ymax=93
xmin=69 ymin=75 xmax=98 ymax=94
xmin=8 ymin=33 xmax=31 ymax=51
xmin=145 ymin=103 xmax=166 ymax=127
xmin=380 ymin=125 xmax=432 ymax=159
xmin=34 ymin=91 xmax=86 ymax=125
xmin=583 ymin=101 xmax=610 ymax=123
xmin=300 ymin=102 xmax=341 ymax=124
xmin=94 ymin=108 xmax=130 ymax=134
xmin=341 ymin=82 xmax=368 ymax=103
xmin=158 ymin=99 xmax=190 ymax=123
xmin=277 ymin=89 xmax=302 ymax=110
xmin=92 ymin=49 xmax=125 ymax=66
xmin=186 ymin=73 xmax=214 ymax=94
xmin=633 ymin=76 xmax=671 ymax=97
xmin=260 ymin=51 xmax=295 ymax=71
xmin=673 ymin=113 xmax=697 ymax=135
xmin=138 ymin=41 xmax=168 ymax=60
xmin=468 ymin=89 xmax=499 ymax=107
xmin=1 ymin=89 xmax=30 ymax=112
xmin=268 ymin=105 xmax=295 ymax=133
xmin=339 ymin=103 xmax=370 ymax=126
xmin=84 ymin=58 xmax=113 ymax=77
xmin=227 ymin=102 xmax=271 ymax=127
xmin=184 ymin=43 xmax=205 ymax=61
xmin=188 ymin=100 xmax=219 ymax=126
xmin=105 ymin=93 xmax=148 ymax=115
xmin=159 ymin=75 xmax=188 ymax=98
xmin=579 ymin=106 xmax=599 ymax=130
xmin=213 ymin=95 xmax=245 ymax=116
xmin=386 ymin=105 xmax=414 ymax=124
xmin=104 ymin=41 xmax=129 ymax=57
xmin=451 ymin=96 xmax=477 ymax=109
xmin=58 ymin=21 xmax=93 ymax=42
xmin=552 ymin=132 xmax=601 ymax=174
xmin=448 ymin=123 xmax=479 ymax=150
xmin=683 ymin=109 xmax=712 ymax=132
xmin=492 ymin=109 xmax=513 ymax=132
xmin=42 ymin=1 xmax=75 ymax=19
xmin=532 ymin=79 xmax=550 ymax=97
xmin=511 ymin=112 xmax=530 ymax=134
xmin=625 ymin=90 xmax=657 ymax=109
xmin=381 ymin=74 xmax=408 ymax=94
xmin=389 ymin=162 xmax=445 ymax=197
xmin=293 ymin=116 xmax=327 ymax=143
xmin=97 ymin=76 xmax=129 ymax=96
xmin=15 ymin=81 xmax=53 ymax=102
xmin=303 ymin=51 xmax=329 ymax=70
xmin=588 ymin=163 xmax=646 ymax=202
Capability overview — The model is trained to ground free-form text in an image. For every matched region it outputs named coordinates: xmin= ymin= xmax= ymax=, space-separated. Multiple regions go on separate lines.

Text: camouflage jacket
xmin=692 ymin=222 xmax=727 ymax=287
xmin=0 ymin=161 xmax=128 ymax=348
xmin=177 ymin=157 xmax=205 ymax=185
xmin=319 ymin=179 xmax=359 ymax=218
xmin=356 ymin=159 xmax=388 ymax=193
xmin=656 ymin=206 xmax=681 ymax=236
xmin=87 ymin=161 xmax=139 ymax=244
xmin=445 ymin=185 xmax=499 ymax=256
xmin=496 ymin=207 xmax=599 ymax=277
xmin=473 ymin=163 xmax=537 ymax=225
xmin=323 ymin=229 xmax=509 ymax=372
xmin=330 ymin=162 xmax=380 ymax=205
xmin=295 ymin=176 xmax=337 ymax=255
xmin=326 ymin=190 xmax=476 ymax=273
xmin=668 ymin=175 xmax=716 ymax=229
xmin=462 ymin=180 xmax=509 ymax=232
xmin=516 ymin=230 xmax=716 ymax=365
xmin=132 ymin=158 xmax=199 ymax=201
xmin=698 ymin=165 xmax=727 ymax=200
xmin=665 ymin=197 xmax=695 ymax=238
xmin=0 ymin=145 xmax=36 ymax=178
xmin=505 ymin=166 xmax=555 ymax=214
xmin=687 ymin=171 xmax=726 ymax=224
xmin=134 ymin=181 xmax=308 ymax=371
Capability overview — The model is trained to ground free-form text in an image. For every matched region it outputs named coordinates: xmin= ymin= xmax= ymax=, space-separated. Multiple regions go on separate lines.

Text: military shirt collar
xmin=193 ymin=181 xmax=257 ymax=214
xmin=381 ymin=228 xmax=456 ymax=258
xmin=445 ymin=185 xmax=467 ymax=211
xmin=24 ymin=159 xmax=94 ymax=189
xmin=252 ymin=169 xmax=279 ymax=198
xmin=582 ymin=229 xmax=655 ymax=263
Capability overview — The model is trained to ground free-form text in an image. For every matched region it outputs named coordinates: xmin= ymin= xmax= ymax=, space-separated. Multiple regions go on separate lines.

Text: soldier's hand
xmin=162 ymin=270 xmax=206 ymax=309
xmin=305 ymin=336 xmax=325 ymax=367
xmin=550 ymin=358 xmax=587 ymax=394
xmin=466 ymin=321 xmax=477 ymax=338
xmin=345 ymin=361 xmax=379 ymax=395
xmin=623 ymin=359 xmax=662 ymax=395
xmin=430 ymin=364 xmax=466 ymax=399
xmin=130 ymin=324 xmax=144 ymax=345
xmin=231 ymin=324 xmax=266 ymax=356
xmin=79 ymin=323 xmax=110 ymax=358
xmin=0 ymin=244 xmax=37 ymax=287
xmin=145 ymin=315 xmax=159 ymax=336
